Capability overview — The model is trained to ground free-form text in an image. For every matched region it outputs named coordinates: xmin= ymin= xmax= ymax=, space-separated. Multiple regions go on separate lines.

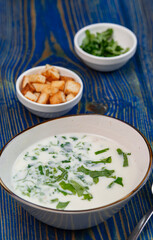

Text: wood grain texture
xmin=0 ymin=0 xmax=153 ymax=239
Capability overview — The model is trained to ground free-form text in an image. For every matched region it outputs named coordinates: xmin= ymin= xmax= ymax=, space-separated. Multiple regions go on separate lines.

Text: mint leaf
xmin=56 ymin=201 xmax=70 ymax=209
xmin=59 ymin=181 xmax=76 ymax=194
xmin=108 ymin=177 xmax=124 ymax=188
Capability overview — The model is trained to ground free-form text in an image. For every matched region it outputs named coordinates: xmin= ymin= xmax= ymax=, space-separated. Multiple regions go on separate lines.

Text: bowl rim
xmin=0 ymin=114 xmax=152 ymax=213
xmin=16 ymin=65 xmax=83 ymax=109
xmin=74 ymin=23 xmax=137 ymax=61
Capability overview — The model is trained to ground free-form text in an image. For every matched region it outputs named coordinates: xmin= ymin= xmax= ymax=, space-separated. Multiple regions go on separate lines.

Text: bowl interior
xmin=0 ymin=115 xmax=152 ymax=209
xmin=75 ymin=23 xmax=136 ymax=55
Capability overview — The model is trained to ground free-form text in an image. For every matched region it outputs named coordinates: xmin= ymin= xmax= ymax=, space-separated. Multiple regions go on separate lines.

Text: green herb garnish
xmin=70 ymin=137 xmax=78 ymax=141
xmin=41 ymin=147 xmax=48 ymax=151
xmin=50 ymin=198 xmax=59 ymax=203
xmin=95 ymin=148 xmax=109 ymax=155
xmin=87 ymin=156 xmax=112 ymax=164
xmin=31 ymin=156 xmax=37 ymax=160
xmin=38 ymin=165 xmax=44 ymax=175
xmin=117 ymin=148 xmax=131 ymax=167
xmin=62 ymin=160 xmax=71 ymax=163
xmin=77 ymin=165 xmax=115 ymax=183
xmin=59 ymin=181 xmax=76 ymax=194
xmin=108 ymin=177 xmax=124 ymax=188
xmin=80 ymin=29 xmax=129 ymax=57
xmin=83 ymin=193 xmax=93 ymax=201
xmin=56 ymin=201 xmax=70 ymax=209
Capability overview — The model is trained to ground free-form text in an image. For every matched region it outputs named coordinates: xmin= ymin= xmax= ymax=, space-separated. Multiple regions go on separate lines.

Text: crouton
xmin=41 ymin=85 xmax=59 ymax=95
xmin=64 ymin=80 xmax=81 ymax=96
xmin=51 ymin=80 xmax=65 ymax=91
xmin=37 ymin=92 xmax=49 ymax=104
xmin=23 ymin=74 xmax=46 ymax=85
xmin=49 ymin=91 xmax=66 ymax=104
xmin=21 ymin=65 xmax=81 ymax=105
xmin=22 ymin=76 xmax=30 ymax=88
xmin=24 ymin=91 xmax=38 ymax=102
xmin=66 ymin=93 xmax=75 ymax=102
xmin=60 ymin=76 xmax=75 ymax=82
xmin=32 ymin=83 xmax=47 ymax=92
xmin=46 ymin=81 xmax=52 ymax=84
xmin=21 ymin=83 xmax=35 ymax=95
xmin=33 ymin=92 xmax=40 ymax=101
xmin=42 ymin=65 xmax=60 ymax=81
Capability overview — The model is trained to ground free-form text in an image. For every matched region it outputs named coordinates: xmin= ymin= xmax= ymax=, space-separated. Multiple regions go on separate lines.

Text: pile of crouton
xmin=21 ymin=65 xmax=81 ymax=104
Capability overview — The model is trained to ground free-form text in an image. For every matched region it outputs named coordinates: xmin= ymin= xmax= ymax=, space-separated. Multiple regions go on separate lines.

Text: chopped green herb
xmin=25 ymin=152 xmax=29 ymax=157
xmin=55 ymin=167 xmax=68 ymax=182
xmin=46 ymin=169 xmax=49 ymax=176
xmin=35 ymin=151 xmax=40 ymax=156
xmin=69 ymin=180 xmax=87 ymax=197
xmin=62 ymin=136 xmax=67 ymax=139
xmin=77 ymin=165 xmax=115 ymax=182
xmin=38 ymin=165 xmax=44 ymax=175
xmin=50 ymin=198 xmax=59 ymax=203
xmin=59 ymin=181 xmax=76 ymax=194
xmin=31 ymin=156 xmax=37 ymax=160
xmin=60 ymin=142 xmax=70 ymax=148
xmin=108 ymin=177 xmax=124 ymax=188
xmin=95 ymin=148 xmax=109 ymax=155
xmin=70 ymin=137 xmax=78 ymax=141
xmin=56 ymin=201 xmax=70 ymax=209
xmin=22 ymin=191 xmax=30 ymax=197
xmin=27 ymin=164 xmax=33 ymax=168
xmin=117 ymin=148 xmax=131 ymax=167
xmin=65 ymin=166 xmax=71 ymax=170
xmin=80 ymin=29 xmax=129 ymax=57
xmin=41 ymin=147 xmax=48 ymax=151
xmin=83 ymin=193 xmax=93 ymax=201
xmin=60 ymin=142 xmax=72 ymax=152
xmin=57 ymin=188 xmax=69 ymax=196
xmin=88 ymin=156 xmax=112 ymax=164
xmin=27 ymin=187 xmax=31 ymax=193
xmin=93 ymin=177 xmax=99 ymax=184
xmin=62 ymin=160 xmax=71 ymax=163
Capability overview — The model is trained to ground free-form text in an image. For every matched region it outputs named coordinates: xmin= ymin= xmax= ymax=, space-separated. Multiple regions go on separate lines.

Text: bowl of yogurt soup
xmin=0 ymin=115 xmax=152 ymax=230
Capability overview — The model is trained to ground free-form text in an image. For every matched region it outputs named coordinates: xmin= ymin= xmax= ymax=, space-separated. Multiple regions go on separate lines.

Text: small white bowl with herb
xmin=74 ymin=23 xmax=137 ymax=71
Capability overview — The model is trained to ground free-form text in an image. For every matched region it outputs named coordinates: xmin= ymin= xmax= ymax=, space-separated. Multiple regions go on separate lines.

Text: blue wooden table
xmin=0 ymin=0 xmax=153 ymax=239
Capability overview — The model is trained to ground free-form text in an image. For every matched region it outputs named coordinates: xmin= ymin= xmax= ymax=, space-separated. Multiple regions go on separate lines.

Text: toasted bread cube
xmin=33 ymin=92 xmax=40 ymax=101
xmin=60 ymin=76 xmax=75 ymax=82
xmin=66 ymin=93 xmax=75 ymax=102
xmin=32 ymin=83 xmax=47 ymax=92
xmin=22 ymin=76 xmax=30 ymax=88
xmin=24 ymin=91 xmax=38 ymax=102
xmin=21 ymin=83 xmax=35 ymax=95
xmin=64 ymin=80 xmax=81 ymax=96
xmin=51 ymin=80 xmax=65 ymax=91
xmin=23 ymin=74 xmax=46 ymax=84
xmin=46 ymin=81 xmax=52 ymax=84
xmin=42 ymin=85 xmax=59 ymax=95
xmin=42 ymin=65 xmax=60 ymax=81
xmin=49 ymin=91 xmax=66 ymax=104
xmin=37 ymin=92 xmax=49 ymax=104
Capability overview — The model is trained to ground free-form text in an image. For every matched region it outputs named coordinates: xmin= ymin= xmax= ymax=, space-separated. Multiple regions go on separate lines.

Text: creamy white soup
xmin=12 ymin=133 xmax=138 ymax=210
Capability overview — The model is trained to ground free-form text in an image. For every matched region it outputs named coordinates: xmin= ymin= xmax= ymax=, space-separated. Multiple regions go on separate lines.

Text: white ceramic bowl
xmin=74 ymin=23 xmax=137 ymax=71
xmin=16 ymin=66 xmax=83 ymax=118
xmin=0 ymin=115 xmax=152 ymax=230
